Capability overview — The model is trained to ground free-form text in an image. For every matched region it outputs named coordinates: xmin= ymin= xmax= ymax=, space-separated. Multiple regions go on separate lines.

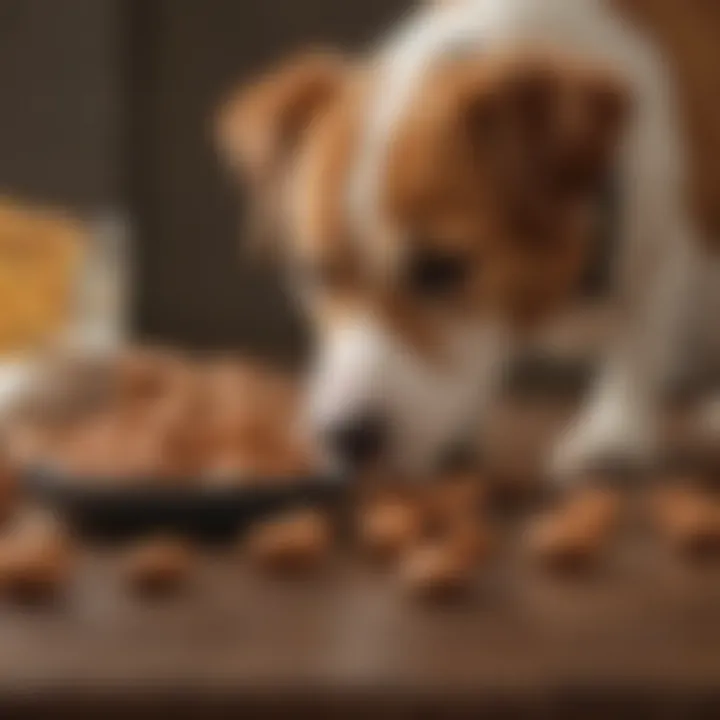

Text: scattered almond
xmin=246 ymin=510 xmax=332 ymax=574
xmin=400 ymin=541 xmax=476 ymax=602
xmin=123 ymin=536 xmax=195 ymax=594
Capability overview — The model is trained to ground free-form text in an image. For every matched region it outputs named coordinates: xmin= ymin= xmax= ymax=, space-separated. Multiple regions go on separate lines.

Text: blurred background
xmin=0 ymin=0 xmax=417 ymax=361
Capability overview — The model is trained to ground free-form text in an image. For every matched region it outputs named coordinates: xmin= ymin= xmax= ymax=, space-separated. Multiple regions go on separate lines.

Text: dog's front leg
xmin=552 ymin=222 xmax=699 ymax=481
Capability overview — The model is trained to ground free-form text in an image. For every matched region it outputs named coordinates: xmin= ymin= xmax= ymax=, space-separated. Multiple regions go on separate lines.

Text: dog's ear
xmin=462 ymin=56 xmax=631 ymax=238
xmin=215 ymin=49 xmax=346 ymax=184
xmin=215 ymin=50 xmax=346 ymax=257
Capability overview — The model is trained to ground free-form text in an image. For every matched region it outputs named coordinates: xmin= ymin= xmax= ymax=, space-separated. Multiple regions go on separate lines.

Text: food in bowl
xmin=6 ymin=348 xmax=316 ymax=487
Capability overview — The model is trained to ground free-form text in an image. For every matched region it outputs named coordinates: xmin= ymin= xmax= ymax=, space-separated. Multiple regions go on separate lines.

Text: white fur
xmin=310 ymin=0 xmax=716 ymax=475
xmin=307 ymin=311 xmax=509 ymax=473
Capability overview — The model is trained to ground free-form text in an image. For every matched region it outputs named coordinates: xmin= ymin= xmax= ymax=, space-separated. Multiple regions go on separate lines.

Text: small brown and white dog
xmin=216 ymin=0 xmax=720 ymax=479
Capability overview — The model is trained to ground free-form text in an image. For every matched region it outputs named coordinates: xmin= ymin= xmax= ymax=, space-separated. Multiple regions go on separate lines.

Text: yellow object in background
xmin=0 ymin=199 xmax=85 ymax=357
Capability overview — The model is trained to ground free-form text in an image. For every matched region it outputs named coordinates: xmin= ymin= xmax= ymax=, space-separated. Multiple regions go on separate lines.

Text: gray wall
xmin=132 ymin=0 xmax=410 ymax=357
xmin=0 ymin=0 xmax=124 ymax=210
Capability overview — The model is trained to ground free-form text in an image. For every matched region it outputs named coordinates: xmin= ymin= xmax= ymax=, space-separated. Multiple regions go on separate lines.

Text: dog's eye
xmin=404 ymin=248 xmax=470 ymax=298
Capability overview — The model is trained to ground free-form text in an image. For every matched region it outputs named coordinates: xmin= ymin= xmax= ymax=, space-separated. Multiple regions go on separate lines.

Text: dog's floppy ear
xmin=215 ymin=50 xmax=346 ymax=257
xmin=216 ymin=49 xmax=346 ymax=184
xmin=462 ymin=56 xmax=631 ymax=237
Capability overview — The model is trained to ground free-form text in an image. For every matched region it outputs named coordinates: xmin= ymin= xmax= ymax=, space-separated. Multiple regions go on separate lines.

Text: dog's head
xmin=216 ymin=48 xmax=630 ymax=474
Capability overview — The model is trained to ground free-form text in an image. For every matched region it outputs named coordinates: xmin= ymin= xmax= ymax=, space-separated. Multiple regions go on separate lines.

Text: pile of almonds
xmin=0 ymin=472 xmax=492 ymax=605
xmin=244 ymin=472 xmax=491 ymax=600
xmin=0 ymin=348 xmax=718 ymax=606
xmin=4 ymin=348 xmax=313 ymax=485
xmin=0 ymin=477 xmax=717 ymax=607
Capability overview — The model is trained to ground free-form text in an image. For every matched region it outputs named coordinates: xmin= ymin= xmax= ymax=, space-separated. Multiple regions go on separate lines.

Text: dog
xmin=215 ymin=0 xmax=720 ymax=480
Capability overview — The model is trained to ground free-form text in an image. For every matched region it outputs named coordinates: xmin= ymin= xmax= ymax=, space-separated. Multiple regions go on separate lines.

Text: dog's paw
xmin=550 ymin=407 xmax=656 ymax=483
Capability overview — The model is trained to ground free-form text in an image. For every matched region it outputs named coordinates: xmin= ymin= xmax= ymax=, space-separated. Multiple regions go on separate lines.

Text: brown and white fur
xmin=217 ymin=0 xmax=720 ymax=480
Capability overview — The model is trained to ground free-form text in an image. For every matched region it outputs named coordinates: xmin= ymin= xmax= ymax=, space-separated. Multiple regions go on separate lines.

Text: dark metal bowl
xmin=22 ymin=468 xmax=347 ymax=543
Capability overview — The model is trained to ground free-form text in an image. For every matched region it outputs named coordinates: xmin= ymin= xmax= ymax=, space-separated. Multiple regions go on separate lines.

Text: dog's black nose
xmin=325 ymin=415 xmax=386 ymax=468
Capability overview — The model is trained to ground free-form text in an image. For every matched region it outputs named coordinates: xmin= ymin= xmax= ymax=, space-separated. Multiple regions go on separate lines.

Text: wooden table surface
xmin=1 ymin=396 xmax=719 ymax=718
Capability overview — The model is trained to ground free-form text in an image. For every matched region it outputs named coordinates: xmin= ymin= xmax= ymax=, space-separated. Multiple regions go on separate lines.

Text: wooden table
xmin=0 ymin=396 xmax=719 ymax=718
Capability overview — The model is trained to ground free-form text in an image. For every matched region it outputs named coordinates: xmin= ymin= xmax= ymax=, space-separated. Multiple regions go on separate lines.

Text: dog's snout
xmin=324 ymin=414 xmax=386 ymax=469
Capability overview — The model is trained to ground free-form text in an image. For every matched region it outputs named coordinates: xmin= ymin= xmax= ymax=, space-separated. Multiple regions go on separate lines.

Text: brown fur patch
xmin=219 ymin=48 xmax=626 ymax=357
xmin=380 ymin=53 xmax=625 ymax=330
